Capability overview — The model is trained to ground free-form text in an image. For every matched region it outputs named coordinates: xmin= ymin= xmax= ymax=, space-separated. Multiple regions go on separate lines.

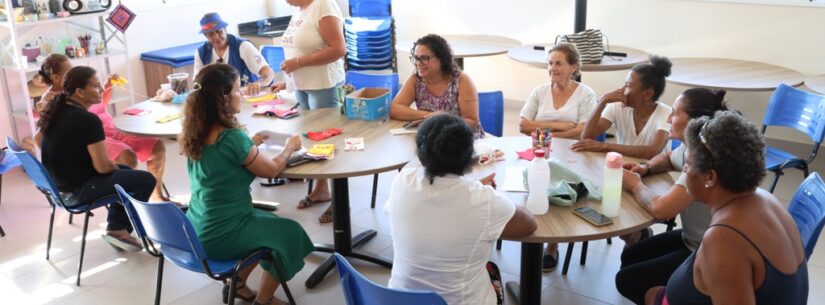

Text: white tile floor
xmin=1 ymin=100 xmax=823 ymax=304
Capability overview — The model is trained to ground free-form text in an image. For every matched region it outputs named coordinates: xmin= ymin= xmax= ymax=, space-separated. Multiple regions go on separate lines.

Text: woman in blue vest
xmin=194 ymin=12 xmax=275 ymax=96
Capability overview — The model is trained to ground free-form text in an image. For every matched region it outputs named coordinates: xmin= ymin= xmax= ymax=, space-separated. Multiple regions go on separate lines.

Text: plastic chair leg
xmin=580 ymin=241 xmax=588 ymax=265
xmin=69 ymin=213 xmax=73 ymax=224
xmin=496 ymin=239 xmax=502 ymax=250
xmin=154 ymin=258 xmax=164 ymax=305
xmin=46 ymin=205 xmax=56 ymax=259
xmin=271 ymin=257 xmax=298 ymax=305
xmin=76 ymin=211 xmax=91 ymax=286
xmin=0 ymin=224 xmax=5 ymax=237
xmin=768 ymin=170 xmax=783 ymax=193
xmin=307 ymin=180 xmax=314 ymax=196
xmin=607 ymin=237 xmax=612 ymax=244
xmin=562 ymin=242 xmax=574 ymax=275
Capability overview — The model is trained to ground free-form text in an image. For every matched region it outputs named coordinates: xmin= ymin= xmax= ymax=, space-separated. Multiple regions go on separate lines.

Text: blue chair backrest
xmin=478 ymin=91 xmax=504 ymax=137
xmin=114 ymin=185 xmax=209 ymax=272
xmin=6 ymin=137 xmax=63 ymax=206
xmin=671 ymin=139 xmax=682 ymax=150
xmin=763 ymin=84 xmax=825 ymax=144
xmin=113 ymin=185 xmax=149 ymax=241
xmin=333 ymin=253 xmax=448 ymax=305
xmin=788 ymin=172 xmax=825 ymax=259
xmin=260 ymin=45 xmax=285 ymax=73
xmin=345 ymin=71 xmax=400 ymax=99
xmin=349 ymin=0 xmax=391 ymax=17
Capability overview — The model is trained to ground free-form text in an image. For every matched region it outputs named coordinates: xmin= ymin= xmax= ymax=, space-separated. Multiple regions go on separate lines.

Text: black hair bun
xmin=649 ymin=55 xmax=672 ymax=78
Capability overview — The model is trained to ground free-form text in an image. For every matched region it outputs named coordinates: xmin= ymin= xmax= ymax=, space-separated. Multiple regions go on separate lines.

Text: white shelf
xmin=10 ymin=96 xmax=130 ymax=122
xmin=0 ymin=11 xmax=110 ymax=29
xmin=18 ymin=49 xmax=127 ymax=72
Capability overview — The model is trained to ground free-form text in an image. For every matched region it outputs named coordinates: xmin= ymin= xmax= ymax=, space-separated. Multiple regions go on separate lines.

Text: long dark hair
xmin=37 ymin=66 xmax=97 ymax=134
xmin=179 ymin=63 xmax=240 ymax=160
xmin=412 ymin=34 xmax=459 ymax=77
xmin=682 ymin=88 xmax=729 ymax=119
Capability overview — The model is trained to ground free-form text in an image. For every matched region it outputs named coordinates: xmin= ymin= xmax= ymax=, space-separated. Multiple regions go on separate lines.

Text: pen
xmin=289 ymin=103 xmax=300 ymax=111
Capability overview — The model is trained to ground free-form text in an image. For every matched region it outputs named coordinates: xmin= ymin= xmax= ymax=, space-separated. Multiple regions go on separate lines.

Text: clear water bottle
xmin=526 ymin=149 xmax=550 ymax=215
xmin=602 ymin=152 xmax=623 ymax=218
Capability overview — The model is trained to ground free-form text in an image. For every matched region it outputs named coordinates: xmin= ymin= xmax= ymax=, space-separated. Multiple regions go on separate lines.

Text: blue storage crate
xmin=345 ymin=88 xmax=391 ymax=121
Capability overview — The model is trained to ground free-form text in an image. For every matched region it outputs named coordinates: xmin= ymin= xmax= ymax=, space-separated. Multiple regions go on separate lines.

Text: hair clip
xmin=192 ymin=82 xmax=203 ymax=91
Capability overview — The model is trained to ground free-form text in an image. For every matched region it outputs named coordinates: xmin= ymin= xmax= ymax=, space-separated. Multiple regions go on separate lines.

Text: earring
xmin=705 ymin=182 xmax=712 ymax=189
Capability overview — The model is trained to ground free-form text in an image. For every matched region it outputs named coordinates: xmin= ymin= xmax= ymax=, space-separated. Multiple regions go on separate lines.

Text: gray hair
xmin=548 ymin=42 xmax=581 ymax=78
xmin=685 ymin=111 xmax=766 ymax=193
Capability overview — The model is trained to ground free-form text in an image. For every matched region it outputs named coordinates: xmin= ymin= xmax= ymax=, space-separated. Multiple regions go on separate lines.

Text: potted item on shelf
xmin=65 ymin=45 xmax=75 ymax=58
xmin=95 ymin=41 xmax=105 ymax=54
xmin=22 ymin=43 xmax=40 ymax=62
xmin=77 ymin=34 xmax=91 ymax=54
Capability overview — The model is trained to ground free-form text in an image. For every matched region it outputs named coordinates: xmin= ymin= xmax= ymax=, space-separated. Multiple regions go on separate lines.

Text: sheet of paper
xmin=503 ymin=166 xmax=528 ymax=192
xmin=256 ymin=130 xmax=307 ymax=155
xmin=390 ymin=128 xmax=417 ymax=135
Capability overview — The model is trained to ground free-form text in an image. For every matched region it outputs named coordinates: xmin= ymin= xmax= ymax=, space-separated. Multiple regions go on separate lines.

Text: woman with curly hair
xmin=648 ymin=111 xmax=808 ymax=305
xmin=390 ymin=34 xmax=484 ymax=139
xmin=180 ymin=63 xmax=314 ymax=305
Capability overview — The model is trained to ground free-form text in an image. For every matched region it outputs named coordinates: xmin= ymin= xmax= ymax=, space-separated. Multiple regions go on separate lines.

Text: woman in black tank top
xmin=646 ymin=111 xmax=808 ymax=305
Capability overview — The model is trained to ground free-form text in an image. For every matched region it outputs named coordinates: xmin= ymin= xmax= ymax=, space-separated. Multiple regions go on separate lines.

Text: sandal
xmin=222 ymin=280 xmax=257 ymax=304
xmin=319 ymin=206 xmax=333 ymax=224
xmin=297 ymin=196 xmax=330 ymax=209
xmin=252 ymin=296 xmax=288 ymax=305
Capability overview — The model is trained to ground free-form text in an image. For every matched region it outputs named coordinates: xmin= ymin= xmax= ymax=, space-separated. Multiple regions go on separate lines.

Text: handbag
xmin=555 ymin=29 xmax=607 ymax=64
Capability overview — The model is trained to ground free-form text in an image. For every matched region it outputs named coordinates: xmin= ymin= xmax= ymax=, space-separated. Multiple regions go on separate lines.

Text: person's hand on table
xmin=245 ymin=82 xmax=262 ymax=96
xmin=281 ymin=58 xmax=300 ymax=74
xmin=623 ymin=161 xmax=650 ymax=177
xmin=622 ymin=169 xmax=642 ymax=192
xmin=284 ymin=135 xmax=302 ymax=153
xmin=251 ymin=131 xmax=270 ymax=146
xmin=480 ymin=173 xmax=497 ymax=189
xmin=570 ymin=138 xmax=606 ymax=152
xmin=270 ymin=82 xmax=286 ymax=93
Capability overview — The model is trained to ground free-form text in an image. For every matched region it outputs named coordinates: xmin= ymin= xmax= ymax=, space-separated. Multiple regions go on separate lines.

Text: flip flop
xmin=297 ymin=196 xmax=330 ymax=209
xmin=319 ymin=207 xmax=333 ymax=224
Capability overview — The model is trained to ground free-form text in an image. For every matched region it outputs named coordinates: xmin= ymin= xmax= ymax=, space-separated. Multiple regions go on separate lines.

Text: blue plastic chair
xmin=260 ymin=45 xmax=285 ymax=73
xmin=478 ymin=91 xmax=504 ymax=137
xmin=671 ymin=139 xmax=682 ymax=150
xmin=114 ymin=185 xmax=296 ymax=305
xmin=761 ymin=84 xmax=825 ymax=193
xmin=787 ymin=172 xmax=825 ymax=259
xmin=348 ymin=0 xmax=392 ymax=17
xmin=6 ymin=137 xmax=120 ymax=286
xmin=333 ymin=253 xmax=447 ymax=305
xmin=0 ymin=147 xmax=22 ymax=237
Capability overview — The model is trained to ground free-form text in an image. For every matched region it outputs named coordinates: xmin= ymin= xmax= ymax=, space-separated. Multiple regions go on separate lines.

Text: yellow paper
xmin=246 ymin=93 xmax=278 ymax=103
xmin=306 ymin=144 xmax=335 ymax=158
xmin=110 ymin=76 xmax=129 ymax=86
xmin=156 ymin=113 xmax=181 ymax=123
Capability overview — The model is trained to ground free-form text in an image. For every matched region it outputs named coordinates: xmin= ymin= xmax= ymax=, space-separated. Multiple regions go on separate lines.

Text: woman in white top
xmin=574 ymin=56 xmax=673 ymax=160
xmin=271 ymin=0 xmax=346 ymax=223
xmin=385 ymin=114 xmax=536 ymax=305
xmin=519 ymin=43 xmax=597 ymax=139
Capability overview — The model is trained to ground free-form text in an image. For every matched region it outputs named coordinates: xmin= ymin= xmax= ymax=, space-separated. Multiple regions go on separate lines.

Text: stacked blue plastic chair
xmin=333 ymin=253 xmax=448 ymax=305
xmin=761 ymin=84 xmax=825 ymax=193
xmin=114 ymin=185 xmax=296 ymax=305
xmin=787 ymin=172 xmax=825 ymax=259
xmin=478 ymin=91 xmax=504 ymax=137
xmin=345 ymin=0 xmax=396 ymax=72
xmin=6 ymin=137 xmax=121 ymax=286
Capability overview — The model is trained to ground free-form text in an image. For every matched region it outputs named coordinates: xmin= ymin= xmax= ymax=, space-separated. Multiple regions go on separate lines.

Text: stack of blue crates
xmin=345 ymin=0 xmax=395 ymax=72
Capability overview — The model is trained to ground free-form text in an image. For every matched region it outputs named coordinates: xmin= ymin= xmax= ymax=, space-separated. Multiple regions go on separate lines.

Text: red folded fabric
xmin=304 ymin=128 xmax=342 ymax=141
xmin=516 ymin=148 xmax=534 ymax=161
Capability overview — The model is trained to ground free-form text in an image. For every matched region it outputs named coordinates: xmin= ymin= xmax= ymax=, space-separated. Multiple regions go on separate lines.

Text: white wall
xmin=391 ymin=0 xmax=825 ymax=144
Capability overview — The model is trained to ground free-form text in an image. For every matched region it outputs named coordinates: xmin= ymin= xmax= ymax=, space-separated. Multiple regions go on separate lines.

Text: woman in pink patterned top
xmin=390 ymin=34 xmax=484 ymax=138
xmin=36 ymin=54 xmax=171 ymax=202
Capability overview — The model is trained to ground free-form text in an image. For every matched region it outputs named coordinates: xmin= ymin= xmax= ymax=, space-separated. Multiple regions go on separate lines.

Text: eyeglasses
xmin=409 ymin=55 xmax=433 ymax=65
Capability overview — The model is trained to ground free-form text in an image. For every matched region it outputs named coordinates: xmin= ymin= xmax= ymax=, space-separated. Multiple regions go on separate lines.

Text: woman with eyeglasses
xmin=647 ymin=111 xmax=808 ymax=305
xmin=194 ymin=13 xmax=274 ymax=96
xmin=615 ymin=88 xmax=729 ymax=305
xmin=390 ymin=34 xmax=484 ymax=138
xmin=269 ymin=0 xmax=346 ymax=223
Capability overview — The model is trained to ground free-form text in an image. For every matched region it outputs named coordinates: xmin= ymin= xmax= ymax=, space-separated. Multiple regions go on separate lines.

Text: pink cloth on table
xmin=89 ymin=103 xmax=159 ymax=163
xmin=251 ymin=99 xmax=284 ymax=107
xmin=516 ymin=148 xmax=534 ymax=161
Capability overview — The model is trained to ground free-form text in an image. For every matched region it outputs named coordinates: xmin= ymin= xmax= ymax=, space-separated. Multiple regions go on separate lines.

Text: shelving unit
xmin=0 ymin=3 xmax=134 ymax=147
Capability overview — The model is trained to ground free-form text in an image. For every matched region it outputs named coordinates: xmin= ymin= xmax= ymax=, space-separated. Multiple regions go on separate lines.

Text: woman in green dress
xmin=179 ymin=63 xmax=314 ymax=305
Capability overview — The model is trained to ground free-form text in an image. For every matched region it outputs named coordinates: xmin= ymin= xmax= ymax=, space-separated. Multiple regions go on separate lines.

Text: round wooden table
xmin=805 ymin=74 xmax=825 ymax=95
xmin=396 ymin=34 xmax=521 ymax=69
xmin=507 ymin=44 xmax=649 ymax=71
xmin=113 ymin=102 xmax=417 ymax=288
xmin=668 ymin=58 xmax=804 ymax=91
xmin=473 ymin=136 xmax=673 ymax=305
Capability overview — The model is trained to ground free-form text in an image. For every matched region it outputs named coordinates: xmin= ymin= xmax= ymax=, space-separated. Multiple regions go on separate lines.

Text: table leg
xmin=505 ymin=242 xmax=543 ymax=305
xmin=574 ymin=0 xmax=587 ymax=32
xmin=304 ymin=177 xmax=392 ymax=288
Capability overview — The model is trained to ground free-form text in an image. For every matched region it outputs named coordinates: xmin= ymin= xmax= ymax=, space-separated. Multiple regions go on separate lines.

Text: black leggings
xmin=66 ymin=165 xmax=155 ymax=232
xmin=615 ymin=229 xmax=691 ymax=305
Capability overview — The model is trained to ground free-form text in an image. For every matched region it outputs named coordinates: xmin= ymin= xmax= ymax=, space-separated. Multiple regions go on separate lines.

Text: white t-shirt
xmin=669 ymin=143 xmax=711 ymax=251
xmin=192 ymin=39 xmax=268 ymax=80
xmin=601 ymin=102 xmax=672 ymax=153
xmin=520 ymin=82 xmax=597 ymax=123
xmin=281 ymin=0 xmax=345 ymax=90
xmin=384 ymin=167 xmax=516 ymax=305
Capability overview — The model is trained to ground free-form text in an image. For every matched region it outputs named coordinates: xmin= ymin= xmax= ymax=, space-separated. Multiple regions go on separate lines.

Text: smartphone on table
xmin=573 ymin=207 xmax=613 ymax=227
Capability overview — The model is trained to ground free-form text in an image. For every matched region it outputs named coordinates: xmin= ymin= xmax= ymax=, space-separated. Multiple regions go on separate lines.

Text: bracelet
xmin=296 ymin=56 xmax=301 ymax=68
